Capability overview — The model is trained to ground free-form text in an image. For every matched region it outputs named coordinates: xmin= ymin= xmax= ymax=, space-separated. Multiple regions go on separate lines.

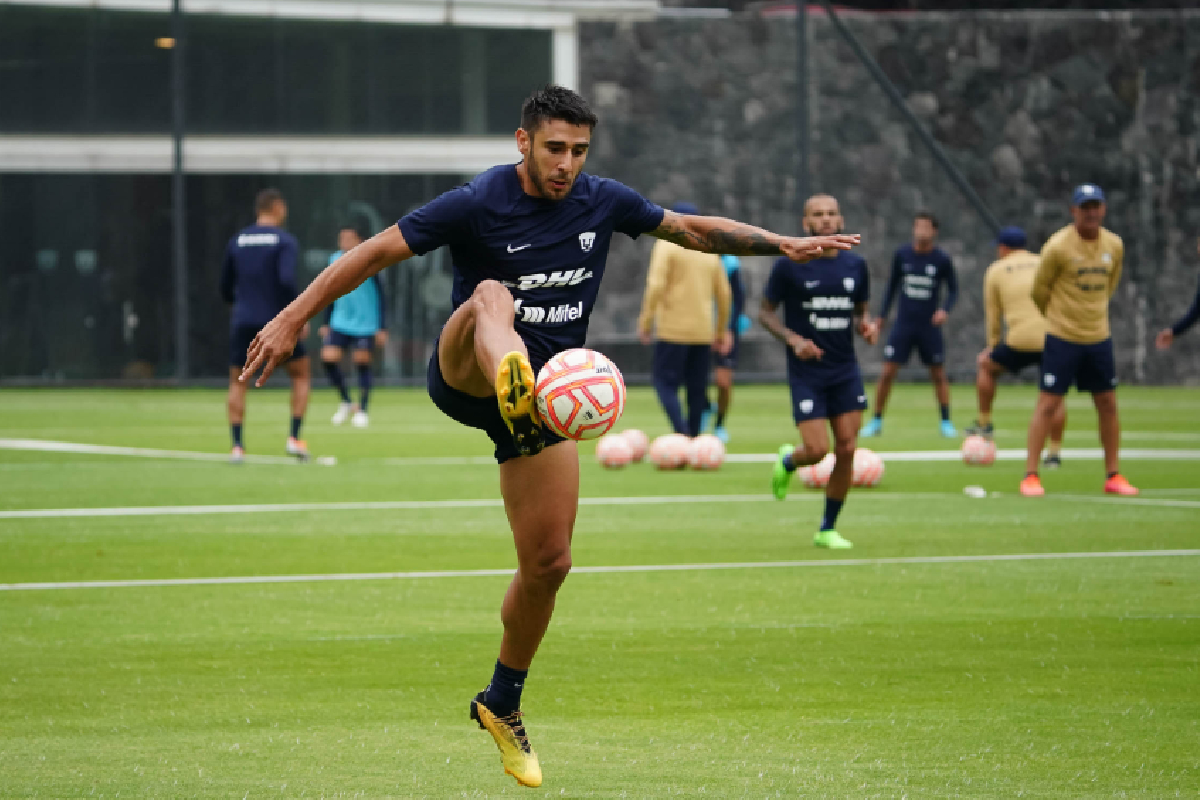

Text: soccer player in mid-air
xmin=1021 ymin=184 xmax=1137 ymax=497
xmin=966 ymin=226 xmax=1067 ymax=467
xmin=763 ymin=194 xmax=880 ymax=549
xmin=319 ymin=222 xmax=387 ymax=428
xmin=1155 ymin=235 xmax=1200 ymax=351
xmin=239 ymin=86 xmax=859 ymax=788
xmin=861 ymin=211 xmax=959 ymax=438
xmin=220 ymin=188 xmax=311 ymax=462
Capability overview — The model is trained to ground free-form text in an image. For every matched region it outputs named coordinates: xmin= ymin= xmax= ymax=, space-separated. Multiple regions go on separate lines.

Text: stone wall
xmin=581 ymin=8 xmax=1200 ymax=384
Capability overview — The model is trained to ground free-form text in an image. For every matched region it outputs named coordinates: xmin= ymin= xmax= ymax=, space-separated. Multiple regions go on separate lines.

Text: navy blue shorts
xmin=989 ymin=342 xmax=1042 ymax=375
xmin=426 ymin=341 xmax=566 ymax=464
xmin=884 ymin=323 xmax=944 ymax=366
xmin=229 ymin=323 xmax=306 ymax=368
xmin=1039 ymin=334 xmax=1117 ymax=395
xmin=789 ymin=369 xmax=868 ymax=423
xmin=324 ymin=329 xmax=375 ymax=352
xmin=714 ymin=334 xmax=740 ymax=370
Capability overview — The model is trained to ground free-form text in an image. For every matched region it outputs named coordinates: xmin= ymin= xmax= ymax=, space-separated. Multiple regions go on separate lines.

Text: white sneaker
xmin=331 ymin=402 xmax=353 ymax=425
xmin=351 ymin=410 xmax=369 ymax=428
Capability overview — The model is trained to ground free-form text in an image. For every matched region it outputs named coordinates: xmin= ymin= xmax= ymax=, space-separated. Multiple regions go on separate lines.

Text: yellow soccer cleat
xmin=470 ymin=692 xmax=543 ymax=788
xmin=495 ymin=351 xmax=544 ymax=457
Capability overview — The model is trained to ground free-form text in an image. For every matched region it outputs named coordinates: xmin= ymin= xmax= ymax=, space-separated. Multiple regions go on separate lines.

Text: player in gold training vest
xmin=966 ymin=226 xmax=1066 ymax=465
xmin=1020 ymin=185 xmax=1137 ymax=497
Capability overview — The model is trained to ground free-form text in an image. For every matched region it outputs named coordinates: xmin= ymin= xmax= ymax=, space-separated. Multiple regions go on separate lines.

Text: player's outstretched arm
xmin=241 ymin=225 xmax=413 ymax=386
xmin=651 ymin=210 xmax=859 ymax=262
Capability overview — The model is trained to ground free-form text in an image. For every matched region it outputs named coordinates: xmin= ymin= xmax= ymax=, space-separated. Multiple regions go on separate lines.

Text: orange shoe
xmin=286 ymin=437 xmax=310 ymax=462
xmin=1103 ymin=474 xmax=1139 ymax=496
xmin=1019 ymin=473 xmax=1044 ymax=497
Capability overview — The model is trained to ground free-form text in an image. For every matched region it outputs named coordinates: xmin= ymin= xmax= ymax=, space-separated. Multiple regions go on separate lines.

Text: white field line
xmin=0 ymin=438 xmax=297 ymax=465
xmin=726 ymin=448 xmax=1200 ymax=463
xmin=3 ymin=549 xmax=1197 ymax=592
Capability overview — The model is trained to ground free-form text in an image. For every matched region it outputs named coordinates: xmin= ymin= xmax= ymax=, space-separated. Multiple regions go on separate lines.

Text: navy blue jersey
xmin=765 ymin=251 xmax=869 ymax=378
xmin=1170 ymin=276 xmax=1200 ymax=336
xmin=398 ymin=165 xmax=664 ymax=370
xmin=880 ymin=244 xmax=958 ymax=323
xmin=220 ymin=224 xmax=300 ymax=328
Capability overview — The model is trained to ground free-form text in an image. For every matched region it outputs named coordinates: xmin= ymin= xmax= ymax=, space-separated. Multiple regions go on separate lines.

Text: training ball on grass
xmin=535 ymin=349 xmax=626 ymax=441
xmin=621 ymin=428 xmax=649 ymax=463
xmin=649 ymin=434 xmax=691 ymax=470
xmin=852 ymin=447 xmax=884 ymax=487
xmin=688 ymin=434 xmax=726 ymax=470
xmin=800 ymin=452 xmax=836 ymax=488
xmin=962 ymin=435 xmax=996 ymax=466
xmin=594 ymin=434 xmax=633 ymax=469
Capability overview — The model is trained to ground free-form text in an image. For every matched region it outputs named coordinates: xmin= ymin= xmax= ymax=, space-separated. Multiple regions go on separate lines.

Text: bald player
xmin=966 ymin=226 xmax=1067 ymax=466
xmin=1020 ymin=185 xmax=1137 ymax=497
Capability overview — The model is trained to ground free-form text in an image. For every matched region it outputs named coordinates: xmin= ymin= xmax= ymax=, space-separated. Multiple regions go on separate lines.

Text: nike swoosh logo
xmin=507 ymin=244 xmax=532 ymax=253
xmin=805 ymin=280 xmax=820 ymax=288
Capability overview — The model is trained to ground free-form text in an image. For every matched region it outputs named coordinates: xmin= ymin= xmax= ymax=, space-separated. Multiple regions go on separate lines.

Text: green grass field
xmin=1 ymin=383 xmax=1198 ymax=797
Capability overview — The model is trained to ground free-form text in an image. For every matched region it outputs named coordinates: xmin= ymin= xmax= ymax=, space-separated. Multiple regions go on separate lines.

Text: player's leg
xmin=1022 ymin=391 xmax=1062 ymax=496
xmin=815 ymin=409 xmax=861 ymax=549
xmin=772 ymin=379 xmax=830 ymax=499
xmin=284 ymin=353 xmax=311 ymax=460
xmin=652 ymin=341 xmax=688 ymax=435
xmin=227 ymin=366 xmax=247 ymax=462
xmin=862 ymin=361 xmax=898 ymax=436
xmin=714 ymin=365 xmax=734 ymax=441
xmin=322 ymin=337 xmax=353 ymax=424
xmin=351 ymin=341 xmax=373 ymax=427
xmin=1046 ymin=400 xmax=1068 ymax=465
xmin=921 ymin=326 xmax=954 ymax=436
xmin=683 ymin=344 xmax=712 ymax=437
xmin=1081 ymin=339 xmax=1136 ymax=494
xmin=969 ymin=353 xmax=1003 ymax=438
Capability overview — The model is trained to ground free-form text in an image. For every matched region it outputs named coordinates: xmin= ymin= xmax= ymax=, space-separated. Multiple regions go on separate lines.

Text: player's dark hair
xmin=914 ymin=210 xmax=939 ymax=230
xmin=338 ymin=215 xmax=370 ymax=242
xmin=255 ymin=188 xmax=285 ymax=213
xmin=520 ymin=84 xmax=598 ymax=135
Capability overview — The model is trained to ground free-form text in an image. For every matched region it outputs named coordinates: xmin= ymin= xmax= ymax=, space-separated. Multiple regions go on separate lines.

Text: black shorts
xmin=229 ymin=323 xmax=306 ymax=368
xmin=789 ymin=368 xmax=868 ymax=423
xmin=426 ymin=341 xmax=566 ymax=464
xmin=714 ymin=334 xmax=740 ymax=370
xmin=884 ymin=323 xmax=944 ymax=366
xmin=989 ymin=342 xmax=1042 ymax=375
xmin=1039 ymin=334 xmax=1118 ymax=395
xmin=324 ymin=329 xmax=375 ymax=352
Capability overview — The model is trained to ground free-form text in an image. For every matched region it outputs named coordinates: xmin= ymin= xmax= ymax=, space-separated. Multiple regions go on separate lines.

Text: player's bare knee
xmin=834 ymin=439 xmax=856 ymax=461
xmin=472 ymin=280 xmax=515 ymax=319
xmin=525 ymin=547 xmax=572 ymax=589
xmin=804 ymin=444 xmax=830 ymax=462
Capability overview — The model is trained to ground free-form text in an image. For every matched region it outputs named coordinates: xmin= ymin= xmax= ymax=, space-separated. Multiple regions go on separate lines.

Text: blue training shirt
xmin=398 ymin=164 xmax=664 ymax=370
xmin=764 ymin=251 xmax=870 ymax=379
xmin=325 ymin=250 xmax=385 ymax=336
xmin=879 ymin=244 xmax=957 ymax=324
xmin=220 ymin=224 xmax=299 ymax=329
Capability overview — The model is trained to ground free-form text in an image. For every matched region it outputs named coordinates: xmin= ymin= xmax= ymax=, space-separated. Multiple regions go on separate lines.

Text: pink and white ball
xmin=594 ymin=434 xmax=634 ymax=469
xmin=534 ymin=349 xmax=626 ymax=441
xmin=962 ymin=435 xmax=997 ymax=466
xmin=688 ymin=434 xmax=726 ymax=470
xmin=799 ymin=453 xmax=836 ymax=488
xmin=649 ymin=434 xmax=691 ymax=470
xmin=621 ymin=429 xmax=649 ymax=463
xmin=852 ymin=447 xmax=885 ymax=487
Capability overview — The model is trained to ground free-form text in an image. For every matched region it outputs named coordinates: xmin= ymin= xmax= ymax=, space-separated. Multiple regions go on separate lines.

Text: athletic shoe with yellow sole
xmin=495 ymin=351 xmax=544 ymax=457
xmin=470 ymin=692 xmax=542 ymax=788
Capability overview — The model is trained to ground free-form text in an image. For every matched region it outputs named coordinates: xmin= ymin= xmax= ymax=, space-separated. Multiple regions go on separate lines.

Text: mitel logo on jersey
xmin=513 ymin=299 xmax=584 ymax=324
xmin=508 ymin=269 xmax=593 ymax=291
xmin=579 ymin=232 xmax=596 ymax=252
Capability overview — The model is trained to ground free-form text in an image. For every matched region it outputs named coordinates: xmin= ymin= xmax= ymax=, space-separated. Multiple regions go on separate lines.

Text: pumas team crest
xmin=579 ymin=231 xmax=596 ymax=252
xmin=843 ymin=277 xmax=855 ymax=292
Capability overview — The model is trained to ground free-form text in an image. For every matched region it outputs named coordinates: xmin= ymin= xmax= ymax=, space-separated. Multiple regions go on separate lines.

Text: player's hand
xmin=715 ymin=330 xmax=733 ymax=356
xmin=241 ymin=313 xmax=303 ymax=387
xmin=780 ymin=234 xmax=860 ymax=263
xmin=639 ymin=330 xmax=653 ymax=346
xmin=374 ymin=330 xmax=389 ymax=349
xmin=789 ymin=334 xmax=823 ymax=360
xmin=976 ymin=348 xmax=993 ymax=367
xmin=318 ymin=325 xmax=330 ymax=340
xmin=859 ymin=318 xmax=881 ymax=345
xmin=931 ymin=309 xmax=948 ymax=326
xmin=1155 ymin=329 xmax=1174 ymax=351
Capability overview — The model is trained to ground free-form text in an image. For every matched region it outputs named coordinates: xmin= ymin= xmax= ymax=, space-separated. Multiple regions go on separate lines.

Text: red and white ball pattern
xmin=649 ymin=434 xmax=691 ymax=470
xmin=799 ymin=452 xmax=836 ymax=488
xmin=962 ymin=435 xmax=997 ymax=466
xmin=688 ymin=434 xmax=726 ymax=470
xmin=534 ymin=349 xmax=626 ymax=441
xmin=621 ymin=429 xmax=649 ymax=463
xmin=595 ymin=434 xmax=633 ymax=469
xmin=852 ymin=447 xmax=885 ymax=487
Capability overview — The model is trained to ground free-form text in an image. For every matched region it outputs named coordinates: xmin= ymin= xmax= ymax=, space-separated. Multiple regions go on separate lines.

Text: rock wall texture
xmin=582 ymin=8 xmax=1200 ymax=384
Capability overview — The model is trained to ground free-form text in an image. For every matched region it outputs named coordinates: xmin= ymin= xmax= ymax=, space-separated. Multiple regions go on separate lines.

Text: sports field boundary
xmin=2 ymin=549 xmax=1196 ymax=592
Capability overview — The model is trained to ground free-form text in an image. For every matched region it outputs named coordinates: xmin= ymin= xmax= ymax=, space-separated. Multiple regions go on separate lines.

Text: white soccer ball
xmin=595 ymin=433 xmax=633 ymax=469
xmin=621 ymin=428 xmax=649 ymax=463
xmin=535 ymin=349 xmax=626 ymax=441
xmin=852 ymin=447 xmax=885 ymax=487
xmin=962 ymin=435 xmax=997 ymax=466
xmin=649 ymin=434 xmax=691 ymax=470
xmin=800 ymin=452 xmax=836 ymax=488
xmin=688 ymin=434 xmax=726 ymax=470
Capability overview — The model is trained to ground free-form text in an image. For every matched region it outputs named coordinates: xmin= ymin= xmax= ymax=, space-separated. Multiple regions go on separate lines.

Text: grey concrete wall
xmin=582 ymin=9 xmax=1200 ymax=384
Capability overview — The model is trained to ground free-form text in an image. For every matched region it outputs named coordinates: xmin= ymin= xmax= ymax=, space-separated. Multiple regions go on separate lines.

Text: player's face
xmin=518 ymin=119 xmax=591 ymax=202
xmin=913 ymin=218 xmax=936 ymax=246
xmin=802 ymin=197 xmax=843 ymax=236
xmin=337 ymin=229 xmax=363 ymax=252
xmin=1072 ymin=200 xmax=1105 ymax=235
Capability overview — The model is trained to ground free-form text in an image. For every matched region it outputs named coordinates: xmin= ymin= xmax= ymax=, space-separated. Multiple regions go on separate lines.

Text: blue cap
xmin=1071 ymin=184 xmax=1105 ymax=206
xmin=996 ymin=225 xmax=1027 ymax=248
xmin=673 ymin=202 xmax=699 ymax=216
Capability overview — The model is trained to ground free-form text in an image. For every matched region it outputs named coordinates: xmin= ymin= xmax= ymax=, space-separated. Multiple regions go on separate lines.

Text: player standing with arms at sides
xmin=1155 ymin=235 xmax=1200 ymax=350
xmin=1021 ymin=184 xmax=1137 ymax=497
xmin=763 ymin=194 xmax=880 ymax=549
xmin=220 ymin=188 xmax=311 ymax=463
xmin=709 ymin=253 xmax=749 ymax=443
xmin=239 ymin=86 xmax=860 ymax=787
xmin=966 ymin=226 xmax=1068 ymax=467
xmin=637 ymin=202 xmax=733 ymax=437
xmin=861 ymin=211 xmax=959 ymax=438
xmin=319 ymin=222 xmax=387 ymax=429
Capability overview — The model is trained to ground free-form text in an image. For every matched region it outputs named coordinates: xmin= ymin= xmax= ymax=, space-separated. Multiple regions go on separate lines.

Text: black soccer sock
xmin=716 ymin=410 xmax=727 ymax=427
xmin=873 ymin=412 xmax=883 ymax=421
xmin=483 ymin=660 xmax=528 ymax=717
xmin=324 ymin=362 xmax=351 ymax=404
xmin=290 ymin=416 xmax=303 ymax=439
xmin=940 ymin=404 xmax=951 ymax=422
xmin=820 ymin=497 xmax=845 ymax=532
xmin=231 ymin=423 xmax=243 ymax=448
xmin=1107 ymin=471 xmax=1118 ymax=480
xmin=356 ymin=364 xmax=372 ymax=412
xmin=782 ymin=450 xmax=797 ymax=472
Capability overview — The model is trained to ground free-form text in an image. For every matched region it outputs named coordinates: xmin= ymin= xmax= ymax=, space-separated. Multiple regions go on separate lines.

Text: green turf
xmin=1 ymin=384 xmax=1198 ymax=796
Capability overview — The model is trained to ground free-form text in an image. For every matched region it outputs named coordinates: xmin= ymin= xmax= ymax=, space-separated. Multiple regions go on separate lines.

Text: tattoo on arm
xmin=654 ymin=212 xmax=783 ymax=256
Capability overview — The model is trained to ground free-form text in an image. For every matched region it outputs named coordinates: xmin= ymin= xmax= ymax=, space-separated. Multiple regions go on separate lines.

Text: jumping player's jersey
xmin=219 ymin=224 xmax=299 ymax=328
xmin=765 ymin=251 xmax=869 ymax=378
xmin=398 ymin=164 xmax=664 ymax=370
xmin=880 ymin=244 xmax=957 ymax=324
